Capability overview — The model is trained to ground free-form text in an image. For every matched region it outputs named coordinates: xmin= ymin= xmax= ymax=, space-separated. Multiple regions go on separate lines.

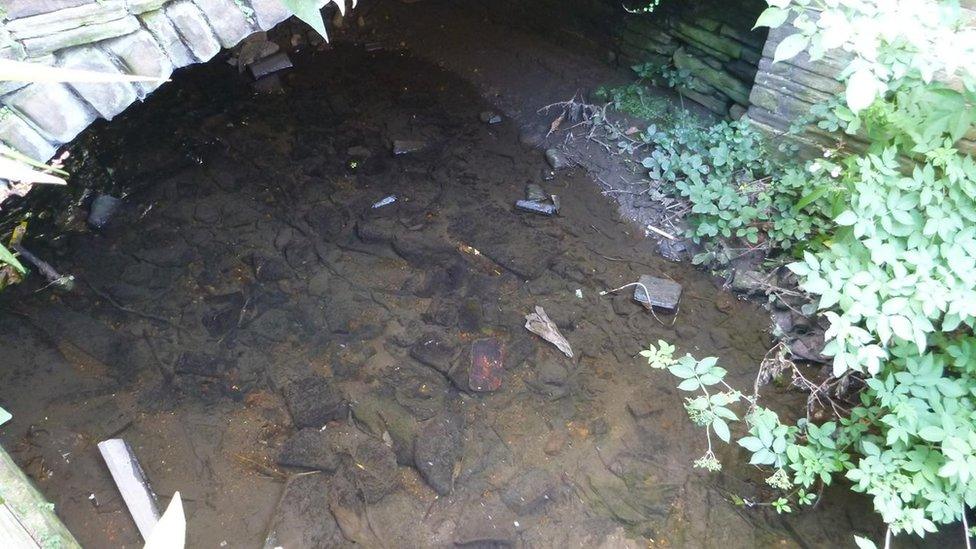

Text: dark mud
xmin=0 ymin=40 xmax=881 ymax=547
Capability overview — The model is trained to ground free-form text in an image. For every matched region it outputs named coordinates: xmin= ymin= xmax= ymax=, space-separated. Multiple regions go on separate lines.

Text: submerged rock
xmin=501 ymin=468 xmax=558 ymax=515
xmin=544 ymin=148 xmax=571 ymax=170
xmin=264 ymin=474 xmax=342 ymax=548
xmin=633 ymin=275 xmax=682 ymax=311
xmin=348 ymin=437 xmax=399 ymax=503
xmin=409 ymin=332 xmax=459 ymax=374
xmin=731 ymin=269 xmax=767 ymax=293
xmin=414 ymin=409 xmax=463 ymax=495
xmin=283 ymin=377 xmax=348 ymax=428
xmin=454 ymin=495 xmax=517 ymax=547
xmin=277 ymin=428 xmax=340 ymax=472
xmin=88 ymin=194 xmax=121 ymax=229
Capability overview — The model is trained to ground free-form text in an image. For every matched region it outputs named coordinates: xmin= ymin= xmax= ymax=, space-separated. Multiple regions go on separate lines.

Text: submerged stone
xmin=414 ymin=410 xmax=463 ymax=495
xmin=283 ymin=376 xmax=348 ymax=428
xmin=544 ymin=148 xmax=571 ymax=170
xmin=633 ymin=275 xmax=682 ymax=311
xmin=501 ymin=468 xmax=558 ymax=515
xmin=88 ymin=194 xmax=121 ymax=229
xmin=277 ymin=428 xmax=340 ymax=472
xmin=525 ymin=183 xmax=547 ymax=202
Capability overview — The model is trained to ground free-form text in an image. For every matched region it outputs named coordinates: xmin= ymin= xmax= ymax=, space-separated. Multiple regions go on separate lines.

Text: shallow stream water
xmin=0 ymin=45 xmax=882 ymax=547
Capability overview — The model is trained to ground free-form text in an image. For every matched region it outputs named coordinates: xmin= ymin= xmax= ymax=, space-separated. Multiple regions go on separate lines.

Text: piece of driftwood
xmin=524 ymin=306 xmax=573 ymax=358
xmin=0 ymin=444 xmax=81 ymax=548
xmin=98 ymin=438 xmax=161 ymax=540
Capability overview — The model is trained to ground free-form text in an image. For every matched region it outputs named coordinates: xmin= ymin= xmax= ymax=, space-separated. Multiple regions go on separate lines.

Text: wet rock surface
xmin=0 ymin=23 xmax=888 ymax=548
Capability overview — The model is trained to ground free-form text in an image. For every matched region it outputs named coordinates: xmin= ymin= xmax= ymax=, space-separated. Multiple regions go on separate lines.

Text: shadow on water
xmin=0 ymin=44 xmax=884 ymax=546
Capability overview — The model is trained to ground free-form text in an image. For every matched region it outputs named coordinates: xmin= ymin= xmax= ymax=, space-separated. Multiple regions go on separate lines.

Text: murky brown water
xmin=0 ymin=45 xmax=881 ymax=547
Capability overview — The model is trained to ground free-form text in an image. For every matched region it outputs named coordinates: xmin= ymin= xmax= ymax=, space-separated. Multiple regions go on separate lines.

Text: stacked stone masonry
xmin=614 ymin=5 xmax=768 ymax=118
xmin=0 ymin=0 xmax=301 ymax=173
xmin=747 ymin=8 xmax=976 ymax=157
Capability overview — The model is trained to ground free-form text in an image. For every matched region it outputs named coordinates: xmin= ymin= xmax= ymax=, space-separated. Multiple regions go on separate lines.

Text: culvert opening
xmin=0 ymin=1 xmax=882 ymax=547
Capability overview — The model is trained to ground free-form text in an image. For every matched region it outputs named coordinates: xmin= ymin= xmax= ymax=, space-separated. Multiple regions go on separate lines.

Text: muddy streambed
xmin=0 ymin=46 xmax=879 ymax=547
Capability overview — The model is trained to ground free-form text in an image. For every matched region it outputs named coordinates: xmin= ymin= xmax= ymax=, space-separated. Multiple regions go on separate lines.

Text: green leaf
xmin=281 ymin=0 xmax=329 ymax=41
xmin=0 ymin=406 xmax=10 ymax=426
xmin=738 ymin=436 xmax=764 ymax=452
xmin=917 ymin=426 xmax=945 ymax=442
xmin=773 ymin=34 xmax=809 ymax=64
xmin=835 ymin=210 xmax=858 ymax=226
xmin=794 ymin=184 xmax=829 ymax=211
xmin=0 ymin=243 xmax=24 ymax=274
xmin=854 ymin=535 xmax=877 ymax=549
xmin=677 ymin=378 xmax=701 ymax=391
xmin=754 ymin=7 xmax=790 ymax=29
xmin=846 ymin=69 xmax=881 ymax=112
xmin=713 ymin=418 xmax=731 ymax=443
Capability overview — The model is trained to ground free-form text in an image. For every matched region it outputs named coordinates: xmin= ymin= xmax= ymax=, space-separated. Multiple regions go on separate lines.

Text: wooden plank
xmin=0 ymin=444 xmax=81 ymax=548
xmin=97 ymin=438 xmax=161 ymax=540
xmin=0 ymin=503 xmax=42 ymax=548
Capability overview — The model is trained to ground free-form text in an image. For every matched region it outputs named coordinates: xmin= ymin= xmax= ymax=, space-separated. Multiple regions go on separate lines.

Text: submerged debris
xmin=371 ymin=195 xmax=396 ymax=209
xmin=97 ymin=438 xmax=161 ymax=541
xmin=633 ymin=275 xmax=682 ymax=311
xmin=392 ymin=140 xmax=427 ymax=156
xmin=515 ymin=199 xmax=558 ymax=216
xmin=468 ymin=337 xmax=504 ymax=392
xmin=248 ymin=52 xmax=293 ymax=80
xmin=524 ymin=306 xmax=573 ymax=358
xmin=515 ymin=184 xmax=560 ymax=216
xmin=479 ymin=110 xmax=502 ymax=124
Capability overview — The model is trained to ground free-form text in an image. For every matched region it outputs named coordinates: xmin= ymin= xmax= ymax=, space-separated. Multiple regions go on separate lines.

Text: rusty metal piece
xmin=469 ymin=337 xmax=504 ymax=392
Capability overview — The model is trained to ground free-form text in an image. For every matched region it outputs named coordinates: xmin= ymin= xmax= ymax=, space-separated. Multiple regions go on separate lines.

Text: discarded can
xmin=633 ymin=274 xmax=682 ymax=311
xmin=372 ymin=195 xmax=397 ymax=209
xmin=515 ymin=199 xmax=558 ymax=216
xmin=469 ymin=337 xmax=505 ymax=392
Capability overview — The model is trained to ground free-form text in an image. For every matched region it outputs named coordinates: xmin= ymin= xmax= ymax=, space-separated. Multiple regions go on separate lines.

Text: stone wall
xmin=0 ymin=0 xmax=303 ymax=202
xmin=614 ymin=1 xmax=768 ymax=117
xmin=747 ymin=8 xmax=976 ymax=157
xmin=745 ymin=17 xmax=850 ymax=154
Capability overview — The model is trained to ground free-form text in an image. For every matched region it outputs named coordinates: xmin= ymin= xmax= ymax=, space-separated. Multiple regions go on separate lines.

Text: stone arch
xmin=0 ymin=0 xmax=304 ymax=197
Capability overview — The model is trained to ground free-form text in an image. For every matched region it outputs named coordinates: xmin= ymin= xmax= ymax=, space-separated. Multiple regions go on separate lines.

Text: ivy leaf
xmin=281 ymin=0 xmax=329 ymax=41
xmin=773 ymin=34 xmax=809 ymax=64
xmin=846 ymin=69 xmax=881 ymax=112
xmin=854 ymin=536 xmax=878 ymax=549
xmin=754 ymin=7 xmax=790 ymax=29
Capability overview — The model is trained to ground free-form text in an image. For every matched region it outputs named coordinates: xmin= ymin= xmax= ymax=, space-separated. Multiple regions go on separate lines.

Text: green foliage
xmin=280 ymin=0 xmax=331 ymax=40
xmin=594 ymin=82 xmax=669 ymax=121
xmin=626 ymin=0 xmax=976 ymax=541
xmin=635 ymin=116 xmax=834 ymax=250
xmin=0 ymin=242 xmax=24 ymax=275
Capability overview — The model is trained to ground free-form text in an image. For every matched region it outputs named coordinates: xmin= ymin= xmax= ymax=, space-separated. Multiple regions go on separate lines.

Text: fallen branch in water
xmin=11 ymin=244 xmax=74 ymax=291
